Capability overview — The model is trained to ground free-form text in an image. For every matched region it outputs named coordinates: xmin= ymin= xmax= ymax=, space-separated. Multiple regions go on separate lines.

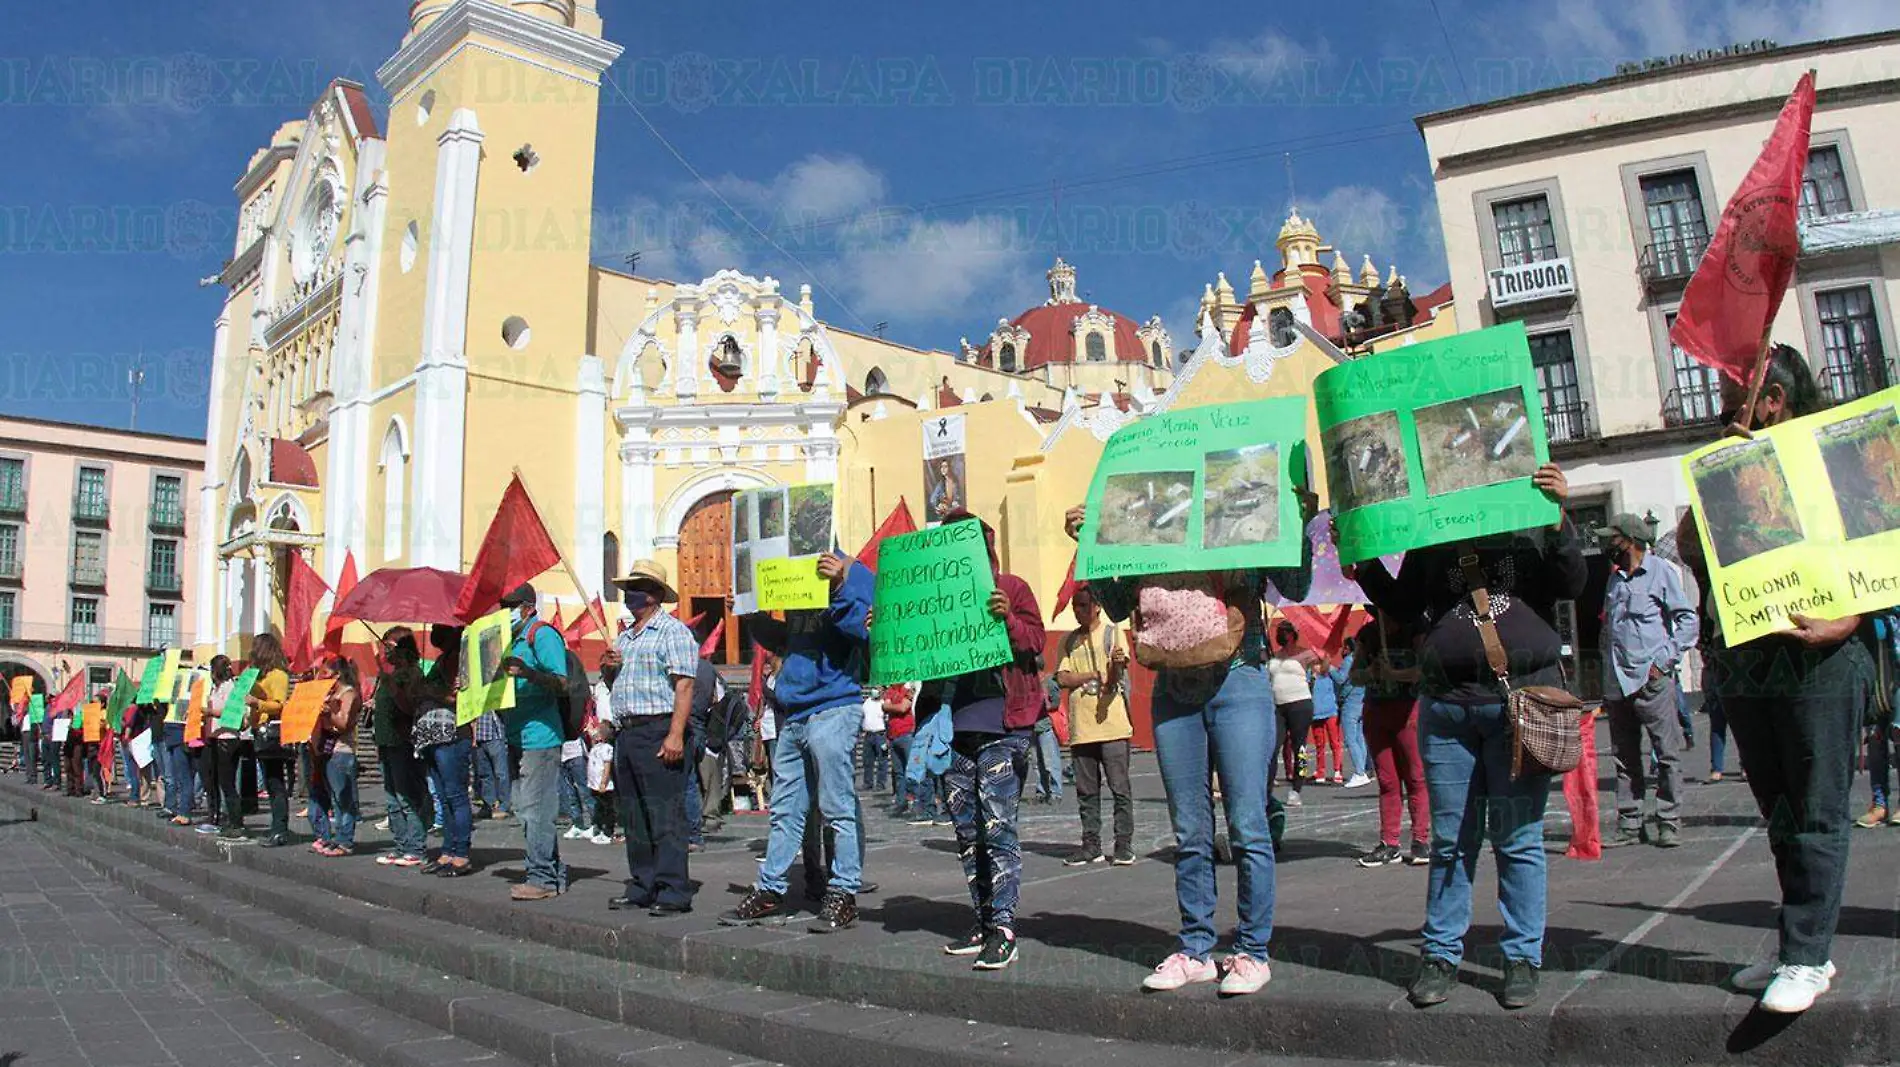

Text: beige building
xmin=1417 ymin=32 xmax=1900 ymax=536
xmin=0 ymin=416 xmax=203 ymax=699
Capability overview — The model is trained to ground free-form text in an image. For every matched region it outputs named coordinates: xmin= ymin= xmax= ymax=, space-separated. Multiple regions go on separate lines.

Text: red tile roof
xmin=995 ymin=302 xmax=1148 ymax=370
xmin=268 ymin=438 xmax=320 ymax=488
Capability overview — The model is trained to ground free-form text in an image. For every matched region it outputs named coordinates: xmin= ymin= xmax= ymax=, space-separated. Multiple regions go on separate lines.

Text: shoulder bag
xmin=1459 ymin=554 xmax=1585 ymax=779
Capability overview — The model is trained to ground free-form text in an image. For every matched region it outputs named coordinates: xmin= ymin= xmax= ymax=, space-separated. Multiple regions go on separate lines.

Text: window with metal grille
xmin=75 ymin=466 xmax=108 ymax=518
xmin=1529 ymin=331 xmax=1587 ymax=442
xmin=72 ymin=530 xmax=105 ymax=584
xmin=1492 ymin=195 xmax=1558 ymax=267
xmin=149 ymin=538 xmax=179 ymax=591
xmin=1816 ymin=286 xmax=1892 ymax=402
xmin=1800 ymin=146 xmax=1853 ymax=221
xmin=70 ymin=597 xmax=99 ymax=644
xmin=1640 ymin=170 xmax=1710 ymax=276
xmin=0 ymin=457 xmax=22 ymax=512
xmin=152 ymin=474 xmax=184 ymax=527
xmin=1085 ymin=333 xmax=1107 ymax=362
xmin=1664 ymin=311 xmax=1722 ymax=425
xmin=146 ymin=603 xmax=177 ymax=647
xmin=0 ymin=591 xmax=14 ymax=640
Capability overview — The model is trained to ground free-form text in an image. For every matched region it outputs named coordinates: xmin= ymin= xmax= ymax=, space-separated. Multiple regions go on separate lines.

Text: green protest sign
xmin=869 ymin=519 xmax=1013 ymax=686
xmin=27 ymin=694 xmax=45 ymax=725
xmin=106 ymin=669 xmax=134 ymax=730
xmin=220 ymin=668 xmax=259 ymax=731
xmin=134 ymin=654 xmax=165 ymax=703
xmin=1076 ymin=398 xmax=1309 ymax=580
xmin=1316 ymin=322 xmax=1558 ymax=564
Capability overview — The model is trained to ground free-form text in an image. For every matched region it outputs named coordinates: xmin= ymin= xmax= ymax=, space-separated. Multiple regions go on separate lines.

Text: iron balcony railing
xmin=1638 ymin=233 xmax=1711 ymax=289
xmin=1821 ymin=357 xmax=1895 ymax=404
xmin=72 ymin=495 xmax=110 ymax=525
xmin=1543 ymin=401 xmax=1595 ymax=445
xmin=147 ymin=570 xmax=183 ymax=595
xmin=1662 ymin=386 xmax=1723 ymax=428
xmin=149 ymin=503 xmax=186 ymax=531
xmin=70 ymin=564 xmax=106 ymax=588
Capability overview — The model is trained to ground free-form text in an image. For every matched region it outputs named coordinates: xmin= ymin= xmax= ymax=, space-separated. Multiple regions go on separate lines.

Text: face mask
xmin=623 ymin=590 xmax=654 ymax=612
xmin=508 ymin=607 xmax=526 ymax=629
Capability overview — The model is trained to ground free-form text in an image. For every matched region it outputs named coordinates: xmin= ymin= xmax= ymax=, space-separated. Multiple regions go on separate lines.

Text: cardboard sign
xmin=185 ymin=675 xmax=209 ymax=741
xmin=129 ymin=729 xmax=154 ymax=768
xmin=732 ymin=482 xmax=835 ymax=614
xmin=134 ymin=655 xmax=165 ymax=703
xmin=27 ymin=693 xmax=45 ymax=726
xmin=82 ymin=702 xmax=104 ymax=743
xmin=279 ymin=679 xmax=335 ymax=745
xmin=1315 ymin=323 xmax=1558 ymax=564
xmin=220 ymin=668 xmax=259 ymax=731
xmin=456 ymin=609 xmax=516 ymax=727
xmin=869 ymin=519 xmax=1013 ymax=686
xmin=1686 ymin=385 xmax=1900 ymax=645
xmin=51 ymin=718 xmax=70 ymax=743
xmin=1077 ymin=398 xmax=1309 ymax=580
xmin=8 ymin=674 xmax=31 ymax=710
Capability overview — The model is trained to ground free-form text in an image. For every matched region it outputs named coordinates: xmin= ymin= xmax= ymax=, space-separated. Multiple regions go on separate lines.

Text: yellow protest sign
xmin=1685 ymin=385 xmax=1900 ymax=645
xmin=456 ymin=608 xmax=516 ymax=727
xmin=755 ymin=556 xmax=828 ymax=611
xmin=8 ymin=674 xmax=31 ymax=709
xmin=280 ymin=679 xmax=336 ymax=745
xmin=82 ymin=702 xmax=104 ymax=743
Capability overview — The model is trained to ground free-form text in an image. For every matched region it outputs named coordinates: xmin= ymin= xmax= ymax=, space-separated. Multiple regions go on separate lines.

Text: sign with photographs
xmin=869 ymin=519 xmax=1013 ymax=686
xmin=731 ymin=482 xmax=835 ymax=615
xmin=922 ymin=413 xmax=967 ymax=527
xmin=1076 ymin=398 xmax=1309 ymax=580
xmin=1316 ymin=323 xmax=1558 ymax=564
xmin=456 ymin=608 xmax=516 ymax=727
xmin=1685 ymin=385 xmax=1900 ymax=646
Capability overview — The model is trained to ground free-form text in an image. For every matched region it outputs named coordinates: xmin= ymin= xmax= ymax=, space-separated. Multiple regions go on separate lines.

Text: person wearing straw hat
xmin=599 ymin=560 xmax=701 ymax=915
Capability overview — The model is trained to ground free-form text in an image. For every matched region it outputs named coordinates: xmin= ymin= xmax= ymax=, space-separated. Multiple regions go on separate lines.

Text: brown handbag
xmin=1458 ymin=554 xmax=1585 ymax=779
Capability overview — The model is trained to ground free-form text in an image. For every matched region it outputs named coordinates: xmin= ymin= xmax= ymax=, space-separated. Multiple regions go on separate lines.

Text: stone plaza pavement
xmin=3 ymin=720 xmax=1899 ymax=1067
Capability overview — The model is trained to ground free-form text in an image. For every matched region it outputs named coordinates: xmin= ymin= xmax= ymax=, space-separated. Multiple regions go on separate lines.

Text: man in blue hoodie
xmin=720 ymin=550 xmax=872 ymax=933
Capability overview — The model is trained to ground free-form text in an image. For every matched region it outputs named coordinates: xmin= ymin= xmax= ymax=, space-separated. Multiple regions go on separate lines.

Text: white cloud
xmin=1205 ymin=29 xmax=1318 ymax=88
xmin=834 ymin=214 xmax=1032 ymax=322
xmin=707 ymin=154 xmax=887 ymax=224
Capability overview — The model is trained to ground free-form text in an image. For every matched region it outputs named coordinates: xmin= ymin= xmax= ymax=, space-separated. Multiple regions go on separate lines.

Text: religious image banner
xmin=1316 ymin=322 xmax=1558 ymax=564
xmin=731 ymin=482 xmax=835 ymax=615
xmin=1077 ymin=398 xmax=1309 ymax=580
xmin=1685 ymin=384 xmax=1900 ymax=646
xmin=922 ymin=413 xmax=967 ymax=527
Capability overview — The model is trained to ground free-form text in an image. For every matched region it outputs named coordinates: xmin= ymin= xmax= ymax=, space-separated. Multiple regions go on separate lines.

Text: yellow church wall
xmin=362 ymin=388 xmax=417 ymax=567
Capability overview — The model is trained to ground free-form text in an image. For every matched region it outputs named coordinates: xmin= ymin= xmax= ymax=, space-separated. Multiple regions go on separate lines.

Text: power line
xmin=1425 ymin=0 xmax=1475 ymax=105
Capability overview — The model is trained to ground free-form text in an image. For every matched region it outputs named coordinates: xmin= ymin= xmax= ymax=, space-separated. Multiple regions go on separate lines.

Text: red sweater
xmin=995 ymin=571 xmax=1047 ymax=730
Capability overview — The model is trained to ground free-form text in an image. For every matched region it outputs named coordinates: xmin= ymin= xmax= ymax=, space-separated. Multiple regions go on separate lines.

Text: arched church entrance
xmin=674 ymin=492 xmax=745 ymax=665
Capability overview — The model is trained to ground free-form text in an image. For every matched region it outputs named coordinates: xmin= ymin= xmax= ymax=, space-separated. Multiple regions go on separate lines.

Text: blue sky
xmin=3 ymin=0 xmax=1893 ymax=437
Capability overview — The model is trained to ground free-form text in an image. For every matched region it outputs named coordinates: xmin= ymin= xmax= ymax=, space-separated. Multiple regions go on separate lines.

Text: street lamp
xmin=1643 ymin=509 xmax=1660 ymax=543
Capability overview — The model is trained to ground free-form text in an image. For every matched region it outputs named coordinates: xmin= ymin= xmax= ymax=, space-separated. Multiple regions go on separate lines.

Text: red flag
xmin=854 ymin=497 xmax=917 ymax=571
xmin=1669 ymin=72 xmax=1815 ymax=383
xmin=748 ymin=642 xmax=767 ymax=711
xmin=564 ymin=597 xmax=604 ymax=642
xmin=286 ymin=551 xmax=331 ymax=673
xmin=47 ymin=672 xmax=85 ymax=714
xmin=699 ymin=617 xmax=727 ymax=658
xmin=548 ymin=603 xmax=566 ymax=632
xmin=453 ymin=474 xmax=562 ymax=621
xmin=1050 ymin=551 xmax=1079 ymax=620
xmin=322 ymin=551 xmax=359 ymax=657
xmin=1563 ymin=712 xmax=1602 ymax=861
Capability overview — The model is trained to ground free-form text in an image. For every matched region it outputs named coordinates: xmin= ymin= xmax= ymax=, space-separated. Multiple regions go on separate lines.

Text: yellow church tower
xmin=363 ymin=0 xmax=622 ymax=573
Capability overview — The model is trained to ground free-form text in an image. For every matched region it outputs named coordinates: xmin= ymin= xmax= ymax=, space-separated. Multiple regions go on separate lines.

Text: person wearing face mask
xmin=498 ymin=583 xmax=571 ymax=901
xmin=1677 ymin=345 xmax=1876 ymax=1015
xmin=598 ymin=560 xmax=700 ymax=916
xmin=1595 ymin=513 xmax=1699 ymax=850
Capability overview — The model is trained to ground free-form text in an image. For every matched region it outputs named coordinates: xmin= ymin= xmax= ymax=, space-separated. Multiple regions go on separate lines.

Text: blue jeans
xmin=944 ymin=731 xmax=1032 ymax=930
xmin=759 ymin=702 xmax=864 ymax=895
xmin=379 ymin=745 xmax=430 ymax=857
xmin=1032 ymin=721 xmax=1064 ymax=800
xmin=682 ymin=727 xmax=706 ymax=844
xmin=309 ymin=751 xmax=359 ymax=848
xmin=1706 ymin=690 xmax=1730 ymax=777
xmin=424 ymin=738 xmax=474 ymax=860
xmin=514 ymin=745 xmax=567 ymax=891
xmin=860 ymin=732 xmax=890 ymax=791
xmin=122 ymin=741 xmax=143 ymax=803
xmin=160 ymin=722 xmax=192 ymax=814
xmin=1341 ymin=698 xmax=1368 ymax=778
xmin=473 ymin=737 xmax=512 ymax=814
xmin=560 ymin=754 xmax=594 ymax=828
xmin=1419 ymin=699 xmax=1553 ymax=967
xmin=1151 ymin=663 xmax=1277 ymax=961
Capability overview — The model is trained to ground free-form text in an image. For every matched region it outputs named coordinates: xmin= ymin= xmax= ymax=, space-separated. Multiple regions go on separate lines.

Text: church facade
xmin=193 ymin=0 xmax=1453 ymax=662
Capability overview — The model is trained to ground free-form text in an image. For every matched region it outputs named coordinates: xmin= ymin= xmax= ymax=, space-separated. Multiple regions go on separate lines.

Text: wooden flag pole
xmin=1725 ymin=325 xmax=1778 ymax=439
xmin=510 ymin=467 xmax=611 ymax=637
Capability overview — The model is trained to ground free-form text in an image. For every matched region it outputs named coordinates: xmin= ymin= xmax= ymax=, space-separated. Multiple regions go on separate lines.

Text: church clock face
xmin=290 ymin=177 xmax=341 ymax=285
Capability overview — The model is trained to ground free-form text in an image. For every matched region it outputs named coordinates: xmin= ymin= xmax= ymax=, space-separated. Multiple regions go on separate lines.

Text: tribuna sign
xmin=1488 ymin=256 xmax=1575 ymax=308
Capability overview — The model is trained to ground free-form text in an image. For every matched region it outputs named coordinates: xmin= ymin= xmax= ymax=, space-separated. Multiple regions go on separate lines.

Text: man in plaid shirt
xmin=470 ymin=709 xmax=512 ymax=821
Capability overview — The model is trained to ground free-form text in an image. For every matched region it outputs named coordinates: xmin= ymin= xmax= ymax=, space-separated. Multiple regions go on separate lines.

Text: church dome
xmin=974 ymin=258 xmax=1152 ymax=373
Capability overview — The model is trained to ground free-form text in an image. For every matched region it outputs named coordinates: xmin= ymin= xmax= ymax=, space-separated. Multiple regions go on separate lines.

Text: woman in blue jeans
xmin=308 ymin=657 xmax=364 ymax=856
xmin=1069 ymin=501 xmax=1312 ymax=998
xmin=387 ymin=629 xmax=474 ymax=875
xmin=1351 ymin=464 xmax=1581 ymax=1011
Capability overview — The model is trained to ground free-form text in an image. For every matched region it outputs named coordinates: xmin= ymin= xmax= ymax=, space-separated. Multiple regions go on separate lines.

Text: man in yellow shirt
xmin=1055 ymin=586 xmax=1136 ymax=866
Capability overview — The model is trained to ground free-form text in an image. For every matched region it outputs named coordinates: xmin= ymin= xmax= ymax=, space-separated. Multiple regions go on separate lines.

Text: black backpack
xmin=527 ymin=621 xmax=592 ymax=741
xmin=704 ymin=687 xmax=752 ymax=752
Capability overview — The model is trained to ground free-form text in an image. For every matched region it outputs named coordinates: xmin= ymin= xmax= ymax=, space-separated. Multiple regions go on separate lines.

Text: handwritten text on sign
xmin=870 ymin=519 xmax=1012 ymax=686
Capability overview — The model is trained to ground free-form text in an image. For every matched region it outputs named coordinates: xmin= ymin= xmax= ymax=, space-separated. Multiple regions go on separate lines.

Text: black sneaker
xmin=1500 ymin=960 xmax=1540 ymax=1010
xmin=718 ymin=888 xmax=786 ymax=926
xmin=1603 ymin=825 xmax=1648 ymax=848
xmin=973 ymin=927 xmax=1018 ymax=971
xmin=1108 ymin=850 xmax=1137 ymax=867
xmin=1409 ymin=956 xmax=1457 ymax=1008
xmin=943 ymin=926 xmax=986 ymax=956
xmin=1405 ymin=841 xmax=1431 ymax=866
xmin=807 ymin=890 xmax=857 ymax=934
xmin=1357 ymin=844 xmax=1403 ymax=868
xmin=1063 ymin=849 xmax=1107 ymax=868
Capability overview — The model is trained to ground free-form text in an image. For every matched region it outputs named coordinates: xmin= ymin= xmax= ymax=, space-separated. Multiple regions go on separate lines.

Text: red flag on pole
xmin=548 ymin=603 xmax=566 ymax=633
xmin=47 ymin=672 xmax=85 ymax=714
xmin=453 ymin=473 xmax=562 ymax=621
xmin=855 ymin=497 xmax=917 ymax=571
xmin=286 ymin=551 xmax=332 ymax=673
xmin=1050 ymin=551 xmax=1079 ymax=620
xmin=699 ymin=617 xmax=727 ymax=659
xmin=1669 ymin=71 xmax=1815 ymax=383
xmin=748 ymin=642 xmax=767 ymax=711
xmin=564 ymin=597 xmax=604 ymax=642
xmin=322 ymin=551 xmax=359 ymax=657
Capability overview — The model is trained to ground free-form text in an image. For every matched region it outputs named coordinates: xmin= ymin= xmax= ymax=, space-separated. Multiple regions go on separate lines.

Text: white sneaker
xmin=563 ymin=825 xmax=586 ymax=840
xmin=1286 ymin=789 xmax=1303 ymax=808
xmin=1760 ymin=964 xmax=1834 ymax=1013
xmin=1733 ymin=956 xmax=1833 ymax=993
xmin=1142 ymin=952 xmax=1219 ymax=992
xmin=374 ymin=818 xmax=390 ymax=831
xmin=1218 ymin=954 xmax=1272 ymax=996
xmin=1342 ymin=773 xmax=1373 ymax=789
xmin=588 ymin=830 xmax=612 ymax=845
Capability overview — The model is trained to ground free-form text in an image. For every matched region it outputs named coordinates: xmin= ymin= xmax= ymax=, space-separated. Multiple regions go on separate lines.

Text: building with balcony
xmin=1417 ymin=31 xmax=1900 ymax=542
xmin=0 ymin=415 xmax=203 ymax=701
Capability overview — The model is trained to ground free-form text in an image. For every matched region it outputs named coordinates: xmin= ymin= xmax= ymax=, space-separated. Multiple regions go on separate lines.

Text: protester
xmin=684 ymin=656 xmax=722 ymax=852
xmin=1268 ymin=622 xmax=1319 ymax=807
xmin=371 ymin=628 xmax=431 ymax=867
xmin=1596 ymin=512 xmax=1699 ymax=849
xmin=243 ymin=634 xmax=295 ymax=848
xmin=158 ymin=674 xmax=195 ymax=825
xmin=1069 ymin=493 xmax=1312 ymax=997
xmin=1351 ymin=462 xmax=1583 ymax=1011
xmin=883 ymin=681 xmax=920 ymax=817
xmin=859 ymin=688 xmax=890 ymax=795
xmin=307 ymin=657 xmax=363 ymax=856
xmin=1054 ymin=585 xmax=1135 ymax=867
xmin=1677 ymin=346 xmax=1874 ymax=1014
xmin=497 ymin=583 xmax=571 ymax=901
xmin=1332 ymin=640 xmax=1372 ymax=789
xmin=601 ymin=560 xmax=699 ymax=916
xmin=1350 ymin=610 xmax=1430 ymax=868
xmin=1310 ymin=656 xmax=1346 ymax=785
xmin=470 ymin=708 xmax=513 ymax=822
xmin=402 ymin=625 xmax=472 ymax=876
xmin=722 ymin=551 xmax=873 ymax=932
xmin=561 ymin=682 xmax=606 ymax=844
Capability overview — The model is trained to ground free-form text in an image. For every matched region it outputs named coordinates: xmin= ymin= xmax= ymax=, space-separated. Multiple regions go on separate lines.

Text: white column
xmin=195 ymin=311 xmax=232 ymax=646
xmin=574 ymin=354 xmax=607 ymax=595
xmin=755 ymin=302 xmax=781 ymax=400
xmin=409 ymin=108 xmax=482 ymax=568
xmin=619 ymin=431 xmax=657 ymax=559
xmin=326 ymin=142 xmax=389 ymax=578
xmin=672 ymin=301 xmax=700 ymax=398
xmin=248 ymin=555 xmax=272 ymax=639
xmin=805 ymin=419 xmax=840 ymax=484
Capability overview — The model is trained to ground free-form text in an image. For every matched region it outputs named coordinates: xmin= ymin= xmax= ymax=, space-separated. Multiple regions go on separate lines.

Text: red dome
xmin=995 ymin=302 xmax=1148 ymax=371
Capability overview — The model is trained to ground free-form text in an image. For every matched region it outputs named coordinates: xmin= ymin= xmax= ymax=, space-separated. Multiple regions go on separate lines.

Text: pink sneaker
xmin=1219 ymin=954 xmax=1272 ymax=996
xmin=1142 ymin=952 xmax=1218 ymax=992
